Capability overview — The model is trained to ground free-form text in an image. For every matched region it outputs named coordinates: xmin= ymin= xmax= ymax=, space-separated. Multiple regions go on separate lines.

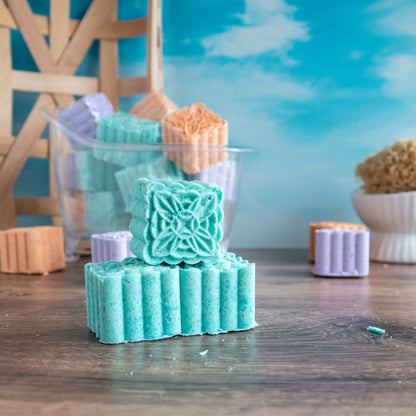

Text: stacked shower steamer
xmin=85 ymin=178 xmax=256 ymax=344
xmin=59 ymin=92 xmax=184 ymax=234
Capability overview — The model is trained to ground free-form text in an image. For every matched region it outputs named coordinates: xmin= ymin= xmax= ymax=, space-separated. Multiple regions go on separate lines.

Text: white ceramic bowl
xmin=351 ymin=189 xmax=416 ymax=263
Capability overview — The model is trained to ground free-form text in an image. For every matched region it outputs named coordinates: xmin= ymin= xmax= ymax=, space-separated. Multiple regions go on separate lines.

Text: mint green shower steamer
xmin=94 ymin=112 xmax=161 ymax=166
xmin=129 ymin=179 xmax=224 ymax=265
xmin=84 ymin=253 xmax=256 ymax=344
xmin=115 ymin=156 xmax=184 ymax=211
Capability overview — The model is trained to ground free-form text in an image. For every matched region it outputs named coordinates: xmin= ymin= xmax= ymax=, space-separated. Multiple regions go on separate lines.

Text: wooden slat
xmin=50 ymin=0 xmax=69 ymax=61
xmin=0 ymin=18 xmax=11 ymax=142
xmin=0 ymin=188 xmax=17 ymax=229
xmin=0 ymin=7 xmax=146 ymax=39
xmin=6 ymin=0 xmax=72 ymax=108
xmin=0 ymin=135 xmax=48 ymax=158
xmin=147 ymin=0 xmax=163 ymax=92
xmin=0 ymin=94 xmax=53 ymax=201
xmin=99 ymin=3 xmax=118 ymax=109
xmin=118 ymin=76 xmax=148 ymax=96
xmin=15 ymin=197 xmax=60 ymax=216
xmin=0 ymin=18 xmax=16 ymax=228
xmin=98 ymin=18 xmax=146 ymax=39
xmin=57 ymin=0 xmax=117 ymax=75
xmin=11 ymin=70 xmax=99 ymax=95
xmin=49 ymin=0 xmax=70 ymax=227
xmin=0 ymin=0 xmax=114 ymax=204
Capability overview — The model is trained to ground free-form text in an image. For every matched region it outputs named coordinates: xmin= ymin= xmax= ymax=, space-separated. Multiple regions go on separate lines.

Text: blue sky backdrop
xmin=14 ymin=0 xmax=416 ymax=248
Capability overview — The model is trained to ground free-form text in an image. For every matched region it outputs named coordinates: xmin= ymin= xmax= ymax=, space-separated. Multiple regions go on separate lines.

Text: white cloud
xmin=376 ymin=3 xmax=416 ymax=36
xmin=165 ymin=58 xmax=313 ymax=106
xmin=367 ymin=0 xmax=406 ymax=13
xmin=200 ymin=0 xmax=309 ymax=60
xmin=350 ymin=50 xmax=364 ymax=61
xmin=163 ymin=58 xmax=359 ymax=248
xmin=377 ymin=54 xmax=416 ymax=98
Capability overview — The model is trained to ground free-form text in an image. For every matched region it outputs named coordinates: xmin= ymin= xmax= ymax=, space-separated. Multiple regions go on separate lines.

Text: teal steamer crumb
xmin=367 ymin=326 xmax=385 ymax=335
xmin=85 ymin=253 xmax=256 ymax=344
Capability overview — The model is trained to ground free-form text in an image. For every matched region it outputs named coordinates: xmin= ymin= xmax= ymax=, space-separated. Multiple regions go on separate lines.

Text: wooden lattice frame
xmin=0 ymin=0 xmax=163 ymax=229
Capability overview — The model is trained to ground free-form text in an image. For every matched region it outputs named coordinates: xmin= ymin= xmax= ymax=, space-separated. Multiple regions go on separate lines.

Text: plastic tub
xmin=40 ymin=107 xmax=256 ymax=261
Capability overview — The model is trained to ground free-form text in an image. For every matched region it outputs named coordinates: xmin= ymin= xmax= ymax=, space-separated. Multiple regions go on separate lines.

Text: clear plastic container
xmin=40 ymin=107 xmax=256 ymax=261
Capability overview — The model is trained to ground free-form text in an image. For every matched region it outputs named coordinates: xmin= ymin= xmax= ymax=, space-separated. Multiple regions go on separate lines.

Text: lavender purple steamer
xmin=58 ymin=93 xmax=114 ymax=150
xmin=312 ymin=229 xmax=369 ymax=277
xmin=65 ymin=153 xmax=77 ymax=190
xmin=186 ymin=160 xmax=237 ymax=200
xmin=91 ymin=231 xmax=133 ymax=263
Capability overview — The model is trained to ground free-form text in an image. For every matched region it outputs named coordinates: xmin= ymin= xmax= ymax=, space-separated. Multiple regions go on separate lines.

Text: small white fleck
xmin=396 ymin=345 xmax=399 ymax=348
xmin=222 ymin=339 xmax=224 ymax=342
xmin=6 ymin=324 xmax=9 ymax=328
xmin=354 ymin=304 xmax=357 ymax=308
xmin=150 ymin=365 xmax=153 ymax=369
xmin=36 ymin=334 xmax=40 ymax=337
xmin=199 ymin=349 xmax=208 ymax=356
xmin=228 ymin=367 xmax=233 ymax=372
xmin=149 ymin=354 xmax=152 ymax=357
xmin=130 ymin=371 xmax=133 ymax=375
xmin=44 ymin=318 xmax=46 ymax=321
xmin=173 ymin=357 xmax=176 ymax=361
xmin=205 ymin=362 xmax=208 ymax=366
xmin=5 ymin=314 xmax=8 ymax=317
xmin=398 ymin=380 xmax=402 ymax=384
xmin=171 ymin=371 xmax=175 ymax=375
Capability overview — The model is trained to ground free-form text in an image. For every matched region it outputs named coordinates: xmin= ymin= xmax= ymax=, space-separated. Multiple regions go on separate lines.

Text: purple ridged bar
xmin=91 ymin=231 xmax=133 ymax=263
xmin=186 ymin=160 xmax=237 ymax=201
xmin=312 ymin=229 xmax=369 ymax=277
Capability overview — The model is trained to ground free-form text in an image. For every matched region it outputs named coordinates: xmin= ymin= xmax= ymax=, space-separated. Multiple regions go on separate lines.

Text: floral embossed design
xmin=148 ymin=190 xmax=219 ymax=260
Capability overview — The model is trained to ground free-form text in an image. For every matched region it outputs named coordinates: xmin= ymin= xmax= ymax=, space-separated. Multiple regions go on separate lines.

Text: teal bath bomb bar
xmin=94 ymin=112 xmax=161 ymax=166
xmin=85 ymin=253 xmax=256 ymax=344
xmin=84 ymin=191 xmax=130 ymax=234
xmin=76 ymin=150 xmax=120 ymax=192
xmin=115 ymin=156 xmax=184 ymax=211
xmin=129 ymin=179 xmax=223 ymax=265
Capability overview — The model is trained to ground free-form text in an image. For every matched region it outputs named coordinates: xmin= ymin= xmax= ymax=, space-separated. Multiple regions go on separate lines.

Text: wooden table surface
xmin=1 ymin=249 xmax=416 ymax=415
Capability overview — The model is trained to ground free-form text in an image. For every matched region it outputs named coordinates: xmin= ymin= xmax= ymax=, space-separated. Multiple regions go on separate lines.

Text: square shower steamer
xmin=129 ymin=179 xmax=223 ymax=265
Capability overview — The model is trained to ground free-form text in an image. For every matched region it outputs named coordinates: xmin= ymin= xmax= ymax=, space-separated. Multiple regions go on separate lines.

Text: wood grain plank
xmin=11 ymin=71 xmax=99 ymax=95
xmin=99 ymin=3 xmax=118 ymax=109
xmin=1 ymin=250 xmax=416 ymax=415
xmin=146 ymin=0 xmax=163 ymax=92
